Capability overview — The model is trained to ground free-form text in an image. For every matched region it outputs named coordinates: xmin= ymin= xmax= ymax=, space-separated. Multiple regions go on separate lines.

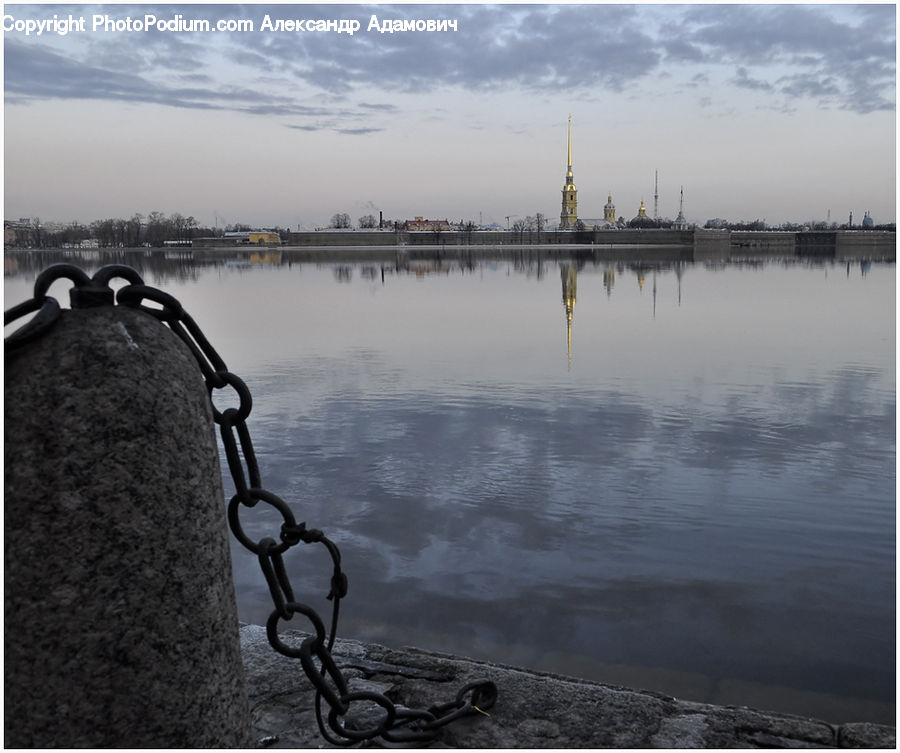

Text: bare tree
xmin=511 ymin=219 xmax=527 ymax=242
xmin=126 ymin=213 xmax=143 ymax=246
xmin=29 ymin=217 xmax=42 ymax=248
xmin=145 ymin=211 xmax=167 ymax=246
xmin=535 ymin=213 xmax=546 ymax=242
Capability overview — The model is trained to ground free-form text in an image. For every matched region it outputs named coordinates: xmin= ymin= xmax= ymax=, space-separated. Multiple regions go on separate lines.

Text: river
xmin=4 ymin=248 xmax=895 ymax=724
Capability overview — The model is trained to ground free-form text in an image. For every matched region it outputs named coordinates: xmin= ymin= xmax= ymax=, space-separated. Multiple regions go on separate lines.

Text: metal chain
xmin=5 ymin=263 xmax=497 ymax=746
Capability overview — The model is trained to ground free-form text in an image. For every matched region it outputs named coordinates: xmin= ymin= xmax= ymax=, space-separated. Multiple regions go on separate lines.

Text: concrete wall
xmin=730 ymin=231 xmax=798 ymax=254
xmin=835 ymin=230 xmax=896 ymax=258
xmin=692 ymin=229 xmax=731 ymax=260
xmin=285 ymin=229 xmax=699 ymax=247
xmin=286 ymin=230 xmax=404 ymax=246
xmin=196 ymin=229 xmax=894 ymax=265
xmin=730 ymin=230 xmax=896 ymax=260
xmin=281 ymin=229 xmax=893 ymax=256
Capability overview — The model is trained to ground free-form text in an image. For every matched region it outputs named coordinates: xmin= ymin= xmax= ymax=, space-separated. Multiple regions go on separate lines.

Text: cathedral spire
xmin=559 ymin=116 xmax=578 ymax=229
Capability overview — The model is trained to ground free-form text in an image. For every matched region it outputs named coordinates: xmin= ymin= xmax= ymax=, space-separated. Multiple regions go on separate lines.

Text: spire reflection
xmin=561 ymin=263 xmax=577 ymax=371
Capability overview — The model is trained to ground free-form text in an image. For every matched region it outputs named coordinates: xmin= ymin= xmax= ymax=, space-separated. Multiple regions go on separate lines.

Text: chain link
xmin=5 ymin=263 xmax=497 ymax=746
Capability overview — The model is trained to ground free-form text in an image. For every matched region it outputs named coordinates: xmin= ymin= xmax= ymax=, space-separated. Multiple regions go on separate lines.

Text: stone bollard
xmin=5 ymin=304 xmax=250 ymax=747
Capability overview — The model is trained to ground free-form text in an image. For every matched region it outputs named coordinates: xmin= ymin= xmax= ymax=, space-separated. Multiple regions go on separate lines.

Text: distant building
xmin=580 ymin=218 xmax=611 ymax=230
xmin=604 ymin=194 xmax=616 ymax=223
xmin=552 ymin=121 xmax=701 ymax=230
xmin=862 ymin=211 xmax=875 ymax=228
xmin=4 ymin=218 xmax=32 ymax=247
xmin=405 ymin=217 xmax=452 ymax=231
xmin=559 ymin=116 xmax=578 ymax=229
xmin=223 ymin=230 xmax=281 ymax=245
xmin=672 ymin=187 xmax=690 ymax=230
xmin=193 ymin=230 xmax=281 ymax=247
xmin=631 ymin=200 xmax=649 ymax=224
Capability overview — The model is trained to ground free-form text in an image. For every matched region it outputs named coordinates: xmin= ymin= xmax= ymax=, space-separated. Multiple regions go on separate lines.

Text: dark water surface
xmin=5 ymin=251 xmax=895 ymax=723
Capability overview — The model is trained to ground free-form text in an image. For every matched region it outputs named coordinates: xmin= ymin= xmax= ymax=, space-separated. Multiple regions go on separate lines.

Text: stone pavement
xmin=240 ymin=625 xmax=894 ymax=748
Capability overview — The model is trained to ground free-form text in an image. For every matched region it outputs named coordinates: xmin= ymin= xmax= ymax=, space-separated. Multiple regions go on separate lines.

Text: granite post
xmin=5 ymin=304 xmax=250 ymax=747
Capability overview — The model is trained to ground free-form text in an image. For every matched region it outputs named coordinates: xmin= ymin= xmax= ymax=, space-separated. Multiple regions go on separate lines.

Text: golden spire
xmin=560 ymin=116 xmax=578 ymax=229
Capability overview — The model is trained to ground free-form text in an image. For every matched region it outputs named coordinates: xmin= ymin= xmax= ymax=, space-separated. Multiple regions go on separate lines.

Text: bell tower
xmin=604 ymin=194 xmax=616 ymax=223
xmin=559 ymin=116 xmax=578 ymax=230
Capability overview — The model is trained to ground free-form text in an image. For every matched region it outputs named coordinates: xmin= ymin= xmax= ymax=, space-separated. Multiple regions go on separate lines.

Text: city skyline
xmin=3 ymin=3 xmax=896 ymax=229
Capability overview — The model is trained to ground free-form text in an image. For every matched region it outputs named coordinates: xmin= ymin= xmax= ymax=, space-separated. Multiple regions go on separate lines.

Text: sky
xmin=3 ymin=2 xmax=896 ymax=230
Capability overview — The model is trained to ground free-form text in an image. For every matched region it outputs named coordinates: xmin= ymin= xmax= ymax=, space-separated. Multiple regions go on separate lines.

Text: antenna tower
xmin=653 ymin=171 xmax=659 ymax=220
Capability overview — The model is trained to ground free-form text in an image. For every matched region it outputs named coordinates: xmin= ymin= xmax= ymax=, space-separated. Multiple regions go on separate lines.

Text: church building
xmin=556 ymin=118 xmax=685 ymax=229
xmin=559 ymin=116 xmax=578 ymax=229
xmin=604 ymin=195 xmax=616 ymax=223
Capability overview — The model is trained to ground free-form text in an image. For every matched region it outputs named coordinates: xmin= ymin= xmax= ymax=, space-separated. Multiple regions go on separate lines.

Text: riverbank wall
xmin=188 ymin=229 xmax=895 ymax=263
xmin=241 ymin=625 xmax=894 ymax=748
xmin=279 ymin=228 xmax=700 ymax=247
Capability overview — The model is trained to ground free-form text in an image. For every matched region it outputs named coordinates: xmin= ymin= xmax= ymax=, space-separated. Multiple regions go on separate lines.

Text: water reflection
xmin=4 ymin=249 xmax=895 ymax=724
xmin=232 ymin=357 xmax=893 ymax=710
xmin=561 ymin=263 xmax=577 ymax=369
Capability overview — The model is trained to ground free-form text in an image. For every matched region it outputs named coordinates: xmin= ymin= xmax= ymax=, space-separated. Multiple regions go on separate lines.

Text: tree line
xmin=8 ymin=210 xmax=894 ymax=249
xmin=5 ymin=212 xmax=292 ymax=249
xmin=328 ymin=212 xmax=549 ymax=234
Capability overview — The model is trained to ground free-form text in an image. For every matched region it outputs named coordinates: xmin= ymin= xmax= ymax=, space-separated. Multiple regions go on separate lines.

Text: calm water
xmin=4 ymin=250 xmax=895 ymax=723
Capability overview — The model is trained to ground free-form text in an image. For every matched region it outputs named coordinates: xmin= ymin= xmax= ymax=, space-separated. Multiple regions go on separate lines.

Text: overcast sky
xmin=3 ymin=3 xmax=896 ymax=229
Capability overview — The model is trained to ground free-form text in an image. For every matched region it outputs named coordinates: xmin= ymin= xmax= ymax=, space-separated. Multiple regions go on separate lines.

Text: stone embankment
xmin=241 ymin=625 xmax=894 ymax=748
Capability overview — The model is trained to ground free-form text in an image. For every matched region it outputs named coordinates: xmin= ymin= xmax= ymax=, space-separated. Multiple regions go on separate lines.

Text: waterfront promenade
xmin=241 ymin=625 xmax=895 ymax=748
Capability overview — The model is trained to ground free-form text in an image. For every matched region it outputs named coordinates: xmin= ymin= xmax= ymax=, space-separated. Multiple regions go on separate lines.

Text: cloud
xmin=688 ymin=73 xmax=710 ymax=87
xmin=336 ymin=127 xmax=383 ymax=135
xmin=732 ymin=66 xmax=773 ymax=92
xmin=776 ymin=72 xmax=840 ymax=100
xmin=284 ymin=119 xmax=384 ymax=135
xmin=4 ymin=38 xmax=215 ymax=108
xmin=3 ymin=37 xmax=384 ymax=125
xmin=4 ymin=4 xmax=894 ymax=117
xmin=662 ymin=37 xmax=706 ymax=64
xmin=671 ymin=4 xmax=895 ymax=113
xmin=285 ymin=123 xmax=325 ymax=132
xmin=358 ymin=102 xmax=398 ymax=112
